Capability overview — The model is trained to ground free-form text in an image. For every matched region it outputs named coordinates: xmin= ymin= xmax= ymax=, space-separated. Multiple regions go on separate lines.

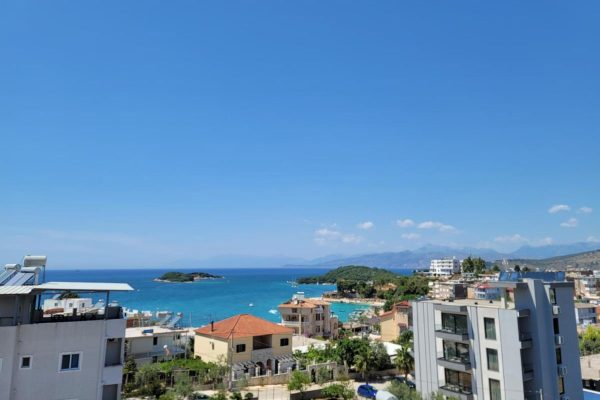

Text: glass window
xmin=153 ymin=337 xmax=158 ymax=346
xmin=442 ymin=341 xmax=470 ymax=363
xmin=553 ymin=318 xmax=560 ymax=334
xmin=556 ymin=348 xmax=562 ymax=364
xmin=549 ymin=288 xmax=557 ymax=304
xmin=236 ymin=344 xmax=246 ymax=353
xmin=60 ymin=353 xmax=80 ymax=371
xmin=441 ymin=313 xmax=468 ymax=335
xmin=489 ymin=379 xmax=501 ymax=400
xmin=558 ymin=377 xmax=565 ymax=394
xmin=484 ymin=318 xmax=496 ymax=340
xmin=444 ymin=369 xmax=472 ymax=393
xmin=280 ymin=338 xmax=289 ymax=346
xmin=486 ymin=348 xmax=499 ymax=371
xmin=20 ymin=356 xmax=31 ymax=369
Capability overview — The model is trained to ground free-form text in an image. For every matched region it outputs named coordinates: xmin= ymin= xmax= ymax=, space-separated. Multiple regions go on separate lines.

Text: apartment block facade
xmin=278 ymin=293 xmax=339 ymax=338
xmin=429 ymin=258 xmax=461 ymax=277
xmin=0 ymin=256 xmax=133 ymax=400
xmin=413 ymin=275 xmax=583 ymax=400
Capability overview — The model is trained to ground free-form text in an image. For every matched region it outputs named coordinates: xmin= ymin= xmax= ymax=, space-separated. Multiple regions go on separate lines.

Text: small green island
xmin=154 ymin=271 xmax=224 ymax=283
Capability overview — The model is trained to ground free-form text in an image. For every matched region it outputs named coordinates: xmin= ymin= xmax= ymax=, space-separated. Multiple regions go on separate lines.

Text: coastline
xmin=316 ymin=297 xmax=384 ymax=307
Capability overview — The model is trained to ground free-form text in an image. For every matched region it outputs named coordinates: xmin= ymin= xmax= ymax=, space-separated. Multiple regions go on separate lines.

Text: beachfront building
xmin=278 ymin=292 xmax=339 ymax=338
xmin=429 ymin=257 xmax=461 ymax=277
xmin=379 ymin=301 xmax=412 ymax=342
xmin=194 ymin=314 xmax=296 ymax=379
xmin=413 ymin=272 xmax=583 ymax=400
xmin=125 ymin=326 xmax=191 ymax=365
xmin=0 ymin=256 xmax=133 ymax=400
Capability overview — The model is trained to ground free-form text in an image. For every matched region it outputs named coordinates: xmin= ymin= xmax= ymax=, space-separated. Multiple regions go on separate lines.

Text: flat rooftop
xmin=424 ymin=298 xmax=513 ymax=309
xmin=126 ymin=326 xmax=192 ymax=338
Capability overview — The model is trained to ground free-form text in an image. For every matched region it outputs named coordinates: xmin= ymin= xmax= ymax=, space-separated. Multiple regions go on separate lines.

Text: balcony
xmin=435 ymin=325 xmax=469 ymax=342
xmin=519 ymin=332 xmax=532 ymax=349
xmin=523 ymin=363 xmax=534 ymax=381
xmin=439 ymin=384 xmax=473 ymax=400
xmin=437 ymin=355 xmax=471 ymax=372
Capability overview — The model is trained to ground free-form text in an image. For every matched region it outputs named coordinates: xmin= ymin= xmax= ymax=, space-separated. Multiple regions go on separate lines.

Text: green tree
xmin=354 ymin=347 xmax=373 ymax=381
xmin=210 ymin=391 xmax=228 ymax=400
xmin=491 ymin=265 xmax=500 ymax=272
xmin=123 ymin=357 xmax=137 ymax=386
xmin=580 ymin=325 xmax=600 ymax=355
xmin=395 ymin=345 xmax=414 ymax=379
xmin=287 ymin=370 xmax=311 ymax=399
xmin=386 ymin=381 xmax=420 ymax=400
xmin=135 ymin=363 xmax=164 ymax=397
xmin=230 ymin=392 xmax=243 ymax=400
xmin=473 ymin=257 xmax=486 ymax=275
xmin=514 ymin=265 xmax=521 ymax=272
xmin=244 ymin=393 xmax=254 ymax=400
xmin=522 ymin=266 xmax=530 ymax=272
xmin=461 ymin=257 xmax=474 ymax=273
xmin=321 ymin=382 xmax=355 ymax=400
xmin=173 ymin=372 xmax=193 ymax=399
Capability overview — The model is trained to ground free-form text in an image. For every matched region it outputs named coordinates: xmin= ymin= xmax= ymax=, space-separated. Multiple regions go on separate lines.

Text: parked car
xmin=357 ymin=384 xmax=378 ymax=399
xmin=393 ymin=376 xmax=416 ymax=389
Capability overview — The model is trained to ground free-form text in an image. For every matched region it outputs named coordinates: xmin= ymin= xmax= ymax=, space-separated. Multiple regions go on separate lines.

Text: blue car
xmin=357 ymin=384 xmax=378 ymax=399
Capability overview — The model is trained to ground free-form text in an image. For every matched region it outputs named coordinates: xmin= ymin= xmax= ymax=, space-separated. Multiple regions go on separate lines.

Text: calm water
xmin=45 ymin=268 xmax=407 ymax=327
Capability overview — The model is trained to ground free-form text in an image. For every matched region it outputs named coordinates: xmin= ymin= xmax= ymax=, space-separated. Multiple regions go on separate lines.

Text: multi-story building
xmin=413 ymin=272 xmax=583 ymax=400
xmin=0 ymin=256 xmax=133 ymax=400
xmin=429 ymin=257 xmax=461 ymax=277
xmin=472 ymin=283 xmax=501 ymax=300
xmin=575 ymin=303 xmax=598 ymax=326
xmin=379 ymin=301 xmax=412 ymax=342
xmin=125 ymin=326 xmax=191 ymax=365
xmin=194 ymin=314 xmax=295 ymax=379
xmin=278 ymin=293 xmax=339 ymax=338
xmin=429 ymin=281 xmax=468 ymax=300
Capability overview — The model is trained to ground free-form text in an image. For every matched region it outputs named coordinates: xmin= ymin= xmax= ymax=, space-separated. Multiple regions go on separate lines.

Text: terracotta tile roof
xmin=195 ymin=314 xmax=293 ymax=339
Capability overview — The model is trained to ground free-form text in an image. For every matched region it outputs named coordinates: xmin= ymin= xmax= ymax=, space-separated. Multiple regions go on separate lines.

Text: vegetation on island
xmin=297 ymin=265 xmax=429 ymax=310
xmin=297 ymin=265 xmax=398 ymax=284
xmin=460 ymin=256 xmax=487 ymax=275
xmin=156 ymin=271 xmax=223 ymax=282
xmin=580 ymin=325 xmax=600 ymax=356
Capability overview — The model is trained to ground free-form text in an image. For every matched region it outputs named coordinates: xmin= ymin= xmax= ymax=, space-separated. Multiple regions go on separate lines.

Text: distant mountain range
xmin=500 ymin=250 xmax=600 ymax=271
xmin=285 ymin=242 xmax=600 ymax=269
xmin=168 ymin=242 xmax=600 ymax=269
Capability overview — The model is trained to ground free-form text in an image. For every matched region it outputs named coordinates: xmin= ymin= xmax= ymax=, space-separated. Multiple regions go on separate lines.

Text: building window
xmin=558 ymin=377 xmax=565 ymax=394
xmin=489 ymin=379 xmax=501 ymax=400
xmin=553 ymin=318 xmax=560 ymax=335
xmin=292 ymin=308 xmax=298 ymax=313
xmin=549 ymin=288 xmax=557 ymax=304
xmin=442 ymin=341 xmax=469 ymax=363
xmin=486 ymin=348 xmax=499 ymax=371
xmin=280 ymin=338 xmax=289 ymax=346
xmin=153 ymin=337 xmax=158 ymax=346
xmin=60 ymin=353 xmax=81 ymax=371
xmin=316 ymin=314 xmax=321 ymax=321
xmin=236 ymin=344 xmax=246 ymax=353
xmin=441 ymin=313 xmax=468 ymax=335
xmin=316 ymin=326 xmax=321 ymax=333
xmin=444 ymin=369 xmax=472 ymax=393
xmin=20 ymin=356 xmax=32 ymax=369
xmin=484 ymin=318 xmax=496 ymax=340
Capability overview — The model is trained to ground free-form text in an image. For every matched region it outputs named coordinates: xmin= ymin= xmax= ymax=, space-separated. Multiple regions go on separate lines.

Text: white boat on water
xmin=268 ymin=309 xmax=278 ymax=314
xmin=248 ymin=303 xmax=254 ymax=307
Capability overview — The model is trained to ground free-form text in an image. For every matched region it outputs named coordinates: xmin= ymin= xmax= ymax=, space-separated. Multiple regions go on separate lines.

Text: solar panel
xmin=166 ymin=314 xmax=182 ymax=328
xmin=0 ymin=270 xmax=15 ymax=285
xmin=3 ymin=272 xmax=34 ymax=286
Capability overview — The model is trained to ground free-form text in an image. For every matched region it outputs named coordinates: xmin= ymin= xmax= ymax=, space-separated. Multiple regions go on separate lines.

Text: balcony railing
xmin=437 ymin=353 xmax=471 ymax=371
xmin=435 ymin=325 xmax=469 ymax=341
xmin=440 ymin=384 xmax=473 ymax=400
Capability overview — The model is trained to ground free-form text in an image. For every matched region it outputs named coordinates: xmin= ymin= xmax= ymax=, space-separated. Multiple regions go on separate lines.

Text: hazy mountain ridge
xmin=499 ymin=249 xmax=600 ymax=271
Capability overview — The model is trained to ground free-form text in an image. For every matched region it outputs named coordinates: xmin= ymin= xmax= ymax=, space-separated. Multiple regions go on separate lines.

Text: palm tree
xmin=395 ymin=345 xmax=414 ymax=379
xmin=354 ymin=348 xmax=372 ymax=382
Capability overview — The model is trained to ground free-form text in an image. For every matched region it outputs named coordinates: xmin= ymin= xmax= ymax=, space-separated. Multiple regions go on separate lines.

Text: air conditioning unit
xmin=553 ymin=305 xmax=561 ymax=315
xmin=555 ymin=335 xmax=564 ymax=345
xmin=558 ymin=365 xmax=568 ymax=376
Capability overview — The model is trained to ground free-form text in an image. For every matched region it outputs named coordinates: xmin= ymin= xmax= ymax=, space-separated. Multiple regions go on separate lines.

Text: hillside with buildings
xmin=499 ymin=249 xmax=600 ymax=271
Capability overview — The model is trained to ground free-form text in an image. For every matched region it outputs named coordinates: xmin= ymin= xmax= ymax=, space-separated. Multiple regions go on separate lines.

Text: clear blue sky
xmin=1 ymin=1 xmax=599 ymax=267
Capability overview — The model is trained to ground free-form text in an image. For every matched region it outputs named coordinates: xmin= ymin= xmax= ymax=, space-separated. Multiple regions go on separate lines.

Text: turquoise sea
xmin=45 ymin=268 xmax=403 ymax=327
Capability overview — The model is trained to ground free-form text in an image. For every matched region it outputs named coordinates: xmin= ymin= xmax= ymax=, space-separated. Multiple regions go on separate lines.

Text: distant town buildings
xmin=429 ymin=280 xmax=469 ymax=300
xmin=0 ymin=256 xmax=132 ymax=400
xmin=194 ymin=314 xmax=295 ymax=379
xmin=413 ymin=272 xmax=583 ymax=400
xmin=379 ymin=301 xmax=412 ymax=342
xmin=278 ymin=292 xmax=339 ymax=339
xmin=429 ymin=257 xmax=461 ymax=276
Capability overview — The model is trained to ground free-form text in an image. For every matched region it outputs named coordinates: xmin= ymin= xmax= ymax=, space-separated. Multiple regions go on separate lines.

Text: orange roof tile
xmin=195 ymin=314 xmax=293 ymax=340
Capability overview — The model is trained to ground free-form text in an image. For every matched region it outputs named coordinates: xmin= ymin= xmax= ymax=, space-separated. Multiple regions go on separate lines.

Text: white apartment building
xmin=429 ymin=257 xmax=461 ymax=277
xmin=0 ymin=256 xmax=133 ymax=400
xmin=125 ymin=326 xmax=191 ymax=365
xmin=413 ymin=272 xmax=583 ymax=400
